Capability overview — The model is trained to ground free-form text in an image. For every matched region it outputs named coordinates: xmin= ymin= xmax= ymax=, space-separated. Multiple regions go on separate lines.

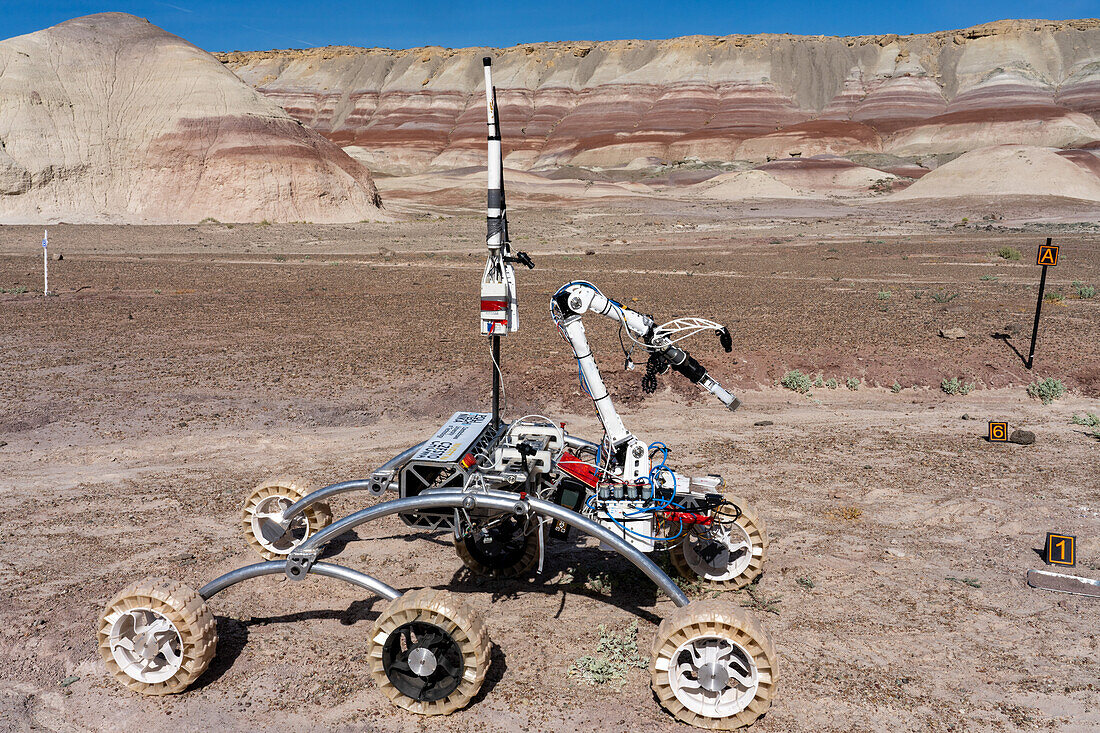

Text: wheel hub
xmin=381 ymin=620 xmax=464 ymax=702
xmin=251 ymin=495 xmax=310 ymax=554
xmin=696 ymin=661 xmax=730 ymax=692
xmin=407 ymin=647 xmax=438 ymax=676
xmin=683 ymin=522 xmax=753 ymax=582
xmin=668 ymin=634 xmax=759 ymax=718
xmin=107 ymin=608 xmax=183 ymax=684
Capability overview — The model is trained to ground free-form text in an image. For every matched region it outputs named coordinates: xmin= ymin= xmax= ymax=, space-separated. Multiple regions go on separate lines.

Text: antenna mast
xmin=479 ymin=57 xmax=532 ymax=427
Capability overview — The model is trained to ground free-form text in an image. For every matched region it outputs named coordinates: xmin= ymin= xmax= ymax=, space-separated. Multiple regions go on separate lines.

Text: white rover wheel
xmin=454 ymin=514 xmax=541 ymax=578
xmin=98 ymin=578 xmax=217 ymax=695
xmin=241 ymin=477 xmax=333 ymax=560
xmin=670 ymin=496 xmax=767 ymax=590
xmin=650 ymin=600 xmax=778 ymax=729
xmin=369 ymin=588 xmax=490 ymax=715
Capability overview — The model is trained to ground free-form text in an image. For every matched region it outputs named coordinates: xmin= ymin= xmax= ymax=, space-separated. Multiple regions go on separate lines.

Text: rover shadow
xmin=192 ymin=597 xmax=385 ymax=690
xmin=470 ymin=642 xmax=507 ymax=703
xmin=442 ymin=543 xmax=665 ymax=625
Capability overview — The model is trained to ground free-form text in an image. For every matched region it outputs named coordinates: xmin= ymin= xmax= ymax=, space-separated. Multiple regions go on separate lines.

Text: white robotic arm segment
xmin=553 ymin=282 xmax=741 ymax=413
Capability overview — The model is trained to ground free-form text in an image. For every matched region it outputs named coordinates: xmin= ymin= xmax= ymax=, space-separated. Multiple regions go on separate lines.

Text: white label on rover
xmin=411 ymin=412 xmax=493 ymax=463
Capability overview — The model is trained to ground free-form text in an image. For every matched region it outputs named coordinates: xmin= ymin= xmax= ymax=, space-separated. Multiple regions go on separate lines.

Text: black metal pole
xmin=491 ymin=334 xmax=501 ymax=426
xmin=1026 ymin=241 xmax=1050 ymax=369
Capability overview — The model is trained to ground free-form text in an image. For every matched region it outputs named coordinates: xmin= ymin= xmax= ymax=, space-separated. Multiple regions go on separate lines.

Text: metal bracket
xmin=286 ymin=549 xmax=320 ymax=581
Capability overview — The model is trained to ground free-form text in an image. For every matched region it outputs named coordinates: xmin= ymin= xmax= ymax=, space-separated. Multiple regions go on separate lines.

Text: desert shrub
xmin=980 ymin=275 xmax=998 ymax=281
xmin=825 ymin=378 xmax=838 ymax=389
xmin=931 ymin=291 xmax=959 ymax=303
xmin=1071 ymin=413 xmax=1099 ymax=427
xmin=569 ymin=621 xmax=646 ymax=687
xmin=846 ymin=377 xmax=860 ymax=390
xmin=877 ymin=290 xmax=891 ymax=300
xmin=995 ymin=246 xmax=1021 ymax=261
xmin=941 ymin=377 xmax=975 ymax=396
xmin=891 ymin=382 xmax=902 ymax=393
xmin=780 ymin=370 xmax=812 ymax=394
xmin=1073 ymin=281 xmax=1095 ymax=299
xmin=1027 ymin=377 xmax=1066 ymax=405
xmin=1044 ymin=291 xmax=1064 ymax=304
xmin=813 ymin=373 xmax=825 ymax=388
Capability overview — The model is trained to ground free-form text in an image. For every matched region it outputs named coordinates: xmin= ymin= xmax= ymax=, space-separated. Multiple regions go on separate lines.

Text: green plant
xmin=941 ymin=377 xmax=974 ymax=396
xmin=931 ymin=291 xmax=959 ymax=303
xmin=877 ymin=290 xmax=892 ymax=300
xmin=796 ymin=577 xmax=815 ymax=589
xmin=741 ymin=585 xmax=782 ymax=615
xmin=273 ymin=254 xmax=287 ymax=262
xmin=846 ymin=377 xmax=860 ymax=391
xmin=891 ymin=382 xmax=902 ymax=394
xmin=198 ymin=216 xmax=221 ymax=225
xmin=1 ymin=286 xmax=28 ymax=294
xmin=1071 ymin=413 xmax=1100 ymax=427
xmin=1027 ymin=377 xmax=1066 ymax=405
xmin=980 ymin=275 xmax=999 ymax=281
xmin=947 ymin=576 xmax=982 ymax=588
xmin=1044 ymin=291 xmax=1064 ymax=304
xmin=995 ymin=246 xmax=1021 ymax=261
xmin=825 ymin=378 xmax=838 ymax=389
xmin=813 ymin=373 xmax=825 ymax=388
xmin=569 ymin=621 xmax=646 ymax=687
xmin=780 ymin=370 xmax=812 ymax=394
xmin=1073 ymin=281 xmax=1095 ymax=299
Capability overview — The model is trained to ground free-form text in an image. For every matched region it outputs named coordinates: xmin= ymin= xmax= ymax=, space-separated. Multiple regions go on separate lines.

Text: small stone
xmin=1009 ymin=429 xmax=1036 ymax=445
xmin=885 ymin=548 xmax=908 ymax=558
xmin=56 ymin=253 xmax=63 ymax=261
xmin=961 ymin=414 xmax=970 ymax=420
xmin=753 ymin=420 xmax=774 ymax=427
xmin=939 ymin=327 xmax=967 ymax=340
xmin=0 ymin=441 xmax=6 ymax=448
xmin=60 ymin=676 xmax=79 ymax=688
xmin=584 ymin=250 xmax=595 ymax=256
xmin=177 ymin=420 xmax=188 ymax=428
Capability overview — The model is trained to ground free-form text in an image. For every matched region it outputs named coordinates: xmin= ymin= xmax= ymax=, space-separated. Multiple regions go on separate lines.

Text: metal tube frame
xmin=279 ymin=441 xmax=426 ymax=523
xmin=198 ymin=489 xmax=690 ymax=608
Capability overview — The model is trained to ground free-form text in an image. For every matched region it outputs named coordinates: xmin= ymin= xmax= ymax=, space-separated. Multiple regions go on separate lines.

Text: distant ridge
xmin=0 ymin=13 xmax=388 ymax=224
xmin=216 ymin=19 xmax=1100 ymax=175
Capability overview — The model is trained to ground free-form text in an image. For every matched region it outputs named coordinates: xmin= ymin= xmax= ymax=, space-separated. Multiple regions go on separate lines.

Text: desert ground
xmin=1 ymin=192 xmax=1099 ymax=732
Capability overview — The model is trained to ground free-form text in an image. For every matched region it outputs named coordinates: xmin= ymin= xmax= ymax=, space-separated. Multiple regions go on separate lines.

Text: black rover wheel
xmin=454 ymin=514 xmax=541 ymax=578
xmin=369 ymin=589 xmax=490 ymax=715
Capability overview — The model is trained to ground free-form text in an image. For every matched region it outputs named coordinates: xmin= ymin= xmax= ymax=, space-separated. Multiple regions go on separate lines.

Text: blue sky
xmin=3 ymin=1 xmax=1097 ymax=51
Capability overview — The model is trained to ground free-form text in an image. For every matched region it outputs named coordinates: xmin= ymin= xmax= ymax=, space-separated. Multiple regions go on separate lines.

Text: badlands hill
xmin=0 ymin=13 xmax=386 ymax=224
xmin=218 ymin=19 xmax=1100 ymax=176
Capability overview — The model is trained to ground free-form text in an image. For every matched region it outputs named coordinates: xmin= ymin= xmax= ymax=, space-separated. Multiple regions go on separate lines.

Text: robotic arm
xmin=551 ymin=282 xmax=741 ymax=448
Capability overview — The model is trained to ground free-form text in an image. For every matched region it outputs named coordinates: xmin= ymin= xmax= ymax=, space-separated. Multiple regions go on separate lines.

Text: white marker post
xmin=42 ymin=229 xmax=49 ymax=296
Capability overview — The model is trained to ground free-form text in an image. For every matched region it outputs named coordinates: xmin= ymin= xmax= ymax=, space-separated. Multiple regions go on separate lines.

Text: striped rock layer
xmin=0 ymin=13 xmax=385 ymax=224
xmin=217 ymin=19 xmax=1100 ymax=175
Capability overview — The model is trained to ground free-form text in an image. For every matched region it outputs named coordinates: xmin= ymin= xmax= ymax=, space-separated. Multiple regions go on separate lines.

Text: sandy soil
xmin=1 ymin=195 xmax=1098 ymax=732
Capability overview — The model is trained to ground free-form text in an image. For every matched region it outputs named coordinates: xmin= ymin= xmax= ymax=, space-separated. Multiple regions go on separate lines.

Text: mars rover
xmin=98 ymin=58 xmax=778 ymax=729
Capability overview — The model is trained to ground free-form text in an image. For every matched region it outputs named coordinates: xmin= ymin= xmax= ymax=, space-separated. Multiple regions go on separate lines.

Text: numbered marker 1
xmin=1045 ymin=533 xmax=1076 ymax=567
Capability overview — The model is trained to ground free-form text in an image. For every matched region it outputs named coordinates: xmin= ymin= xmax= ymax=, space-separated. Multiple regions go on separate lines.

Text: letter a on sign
xmin=1037 ymin=244 xmax=1059 ymax=266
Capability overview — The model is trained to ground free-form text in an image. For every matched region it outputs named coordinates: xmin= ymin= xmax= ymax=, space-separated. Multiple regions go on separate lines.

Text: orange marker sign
xmin=1045 ymin=533 xmax=1076 ymax=567
xmin=1036 ymin=243 xmax=1059 ymax=266
xmin=988 ymin=422 xmax=1008 ymax=442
